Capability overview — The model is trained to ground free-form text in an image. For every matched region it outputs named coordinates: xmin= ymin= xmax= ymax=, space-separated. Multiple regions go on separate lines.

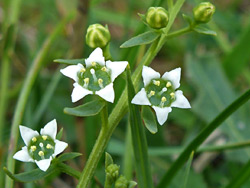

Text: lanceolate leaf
xmin=142 ymin=106 xmax=158 ymax=134
xmin=57 ymin=152 xmax=82 ymax=162
xmin=182 ymin=151 xmax=194 ymax=188
xmin=54 ymin=58 xmax=85 ymax=65
xmin=126 ymin=67 xmax=153 ymax=188
xmin=64 ymin=99 xmax=106 ymax=117
xmin=120 ymin=31 xmax=160 ymax=48
xmin=193 ymin=26 xmax=217 ymax=36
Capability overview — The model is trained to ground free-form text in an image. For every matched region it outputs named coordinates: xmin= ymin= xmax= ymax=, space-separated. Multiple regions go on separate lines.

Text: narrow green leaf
xmin=126 ymin=67 xmax=153 ymax=188
xmin=193 ymin=26 xmax=217 ymax=36
xmin=142 ymin=106 xmax=158 ymax=134
xmin=120 ymin=31 xmax=160 ymax=48
xmin=182 ymin=14 xmax=192 ymax=25
xmin=182 ymin=151 xmax=194 ymax=188
xmin=57 ymin=152 xmax=82 ymax=162
xmin=64 ymin=99 xmax=105 ymax=117
xmin=128 ymin=181 xmax=138 ymax=188
xmin=54 ymin=58 xmax=85 ymax=65
xmin=105 ymin=152 xmax=114 ymax=169
xmin=56 ymin=128 xmax=63 ymax=140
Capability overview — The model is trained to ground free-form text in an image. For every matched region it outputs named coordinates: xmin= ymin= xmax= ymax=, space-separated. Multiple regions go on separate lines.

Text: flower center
xmin=28 ymin=135 xmax=55 ymax=161
xmin=145 ymin=79 xmax=176 ymax=108
xmin=77 ymin=62 xmax=111 ymax=92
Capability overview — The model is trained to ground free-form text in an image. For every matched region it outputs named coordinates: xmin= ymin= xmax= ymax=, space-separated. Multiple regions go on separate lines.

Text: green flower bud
xmin=193 ymin=2 xmax=216 ymax=24
xmin=146 ymin=7 xmax=169 ymax=29
xmin=86 ymin=24 xmax=111 ymax=48
xmin=106 ymin=164 xmax=120 ymax=182
xmin=115 ymin=176 xmax=128 ymax=188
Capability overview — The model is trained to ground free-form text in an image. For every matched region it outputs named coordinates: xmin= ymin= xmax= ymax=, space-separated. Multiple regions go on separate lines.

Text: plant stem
xmin=57 ymin=163 xmax=81 ymax=179
xmin=5 ymin=14 xmax=74 ymax=188
xmin=166 ymin=27 xmax=192 ymax=39
xmin=157 ymin=89 xmax=250 ymax=188
xmin=100 ymin=102 xmax=109 ymax=129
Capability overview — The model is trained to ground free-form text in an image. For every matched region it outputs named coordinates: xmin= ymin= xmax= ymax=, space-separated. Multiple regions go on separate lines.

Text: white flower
xmin=13 ymin=119 xmax=68 ymax=172
xmin=132 ymin=66 xmax=191 ymax=125
xmin=60 ymin=48 xmax=128 ymax=103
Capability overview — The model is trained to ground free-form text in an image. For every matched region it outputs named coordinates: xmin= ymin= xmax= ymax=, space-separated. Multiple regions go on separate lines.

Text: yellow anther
xmin=161 ymin=96 xmax=167 ymax=102
xmin=150 ymin=91 xmax=155 ymax=96
xmin=170 ymin=92 xmax=175 ymax=98
xmin=38 ymin=151 xmax=44 ymax=157
xmin=101 ymin=67 xmax=107 ymax=71
xmin=46 ymin=144 xmax=52 ymax=149
xmin=91 ymin=62 xmax=96 ymax=66
xmin=32 ymin=137 xmax=37 ymax=142
xmin=42 ymin=135 xmax=47 ymax=140
xmin=166 ymin=82 xmax=172 ymax=87
xmin=31 ymin=146 xmax=37 ymax=151
xmin=98 ymin=78 xmax=103 ymax=84
xmin=84 ymin=78 xmax=89 ymax=83
xmin=153 ymin=80 xmax=160 ymax=86
xmin=80 ymin=68 xmax=86 ymax=73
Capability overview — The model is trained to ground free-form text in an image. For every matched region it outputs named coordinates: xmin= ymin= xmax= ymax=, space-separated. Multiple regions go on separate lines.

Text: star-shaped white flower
xmin=132 ymin=66 xmax=191 ymax=125
xmin=13 ymin=119 xmax=68 ymax=171
xmin=60 ymin=48 xmax=128 ymax=103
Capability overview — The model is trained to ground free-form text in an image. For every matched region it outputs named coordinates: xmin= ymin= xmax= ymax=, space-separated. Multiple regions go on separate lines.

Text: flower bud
xmin=193 ymin=2 xmax=215 ymax=24
xmin=115 ymin=176 xmax=128 ymax=188
xmin=106 ymin=164 xmax=120 ymax=183
xmin=86 ymin=24 xmax=111 ymax=48
xmin=146 ymin=7 xmax=169 ymax=29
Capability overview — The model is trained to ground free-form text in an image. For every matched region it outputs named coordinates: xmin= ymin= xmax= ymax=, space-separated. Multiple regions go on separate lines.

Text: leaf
xmin=126 ymin=67 xmax=153 ymax=188
xmin=57 ymin=152 xmax=82 ymax=162
xmin=54 ymin=58 xmax=85 ymax=65
xmin=182 ymin=151 xmax=194 ymax=188
xmin=64 ymin=99 xmax=106 ymax=117
xmin=120 ymin=31 xmax=160 ymax=48
xmin=142 ymin=106 xmax=158 ymax=134
xmin=128 ymin=181 xmax=138 ymax=188
xmin=105 ymin=152 xmax=114 ymax=169
xmin=56 ymin=128 xmax=63 ymax=140
xmin=182 ymin=14 xmax=192 ymax=26
xmin=193 ymin=26 xmax=217 ymax=36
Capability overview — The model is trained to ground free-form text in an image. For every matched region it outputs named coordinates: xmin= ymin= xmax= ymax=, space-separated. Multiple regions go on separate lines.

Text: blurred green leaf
xmin=57 ymin=152 xmax=82 ymax=162
xmin=54 ymin=58 xmax=85 ymax=65
xmin=182 ymin=14 xmax=192 ymax=26
xmin=142 ymin=106 xmax=158 ymax=134
xmin=64 ymin=99 xmax=105 ymax=117
xmin=193 ymin=25 xmax=217 ymax=36
xmin=120 ymin=31 xmax=160 ymax=48
xmin=56 ymin=128 xmax=63 ymax=140
xmin=182 ymin=151 xmax=194 ymax=188
xmin=105 ymin=152 xmax=114 ymax=169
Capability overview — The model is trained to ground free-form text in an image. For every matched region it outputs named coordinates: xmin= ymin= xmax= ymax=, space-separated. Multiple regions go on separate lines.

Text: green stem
xmin=100 ymin=102 xmax=109 ymax=129
xmin=5 ymin=14 xmax=74 ymax=188
xmin=57 ymin=163 xmax=81 ymax=179
xmin=104 ymin=177 xmax=112 ymax=188
xmin=166 ymin=27 xmax=192 ymax=39
xmin=157 ymin=89 xmax=250 ymax=188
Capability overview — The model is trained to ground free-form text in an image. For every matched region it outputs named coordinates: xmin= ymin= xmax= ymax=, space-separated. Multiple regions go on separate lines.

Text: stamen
xmin=31 ymin=146 xmax=36 ymax=152
xmin=46 ymin=144 xmax=53 ymax=149
xmin=101 ymin=67 xmax=107 ymax=71
xmin=98 ymin=78 xmax=104 ymax=88
xmin=84 ymin=78 xmax=89 ymax=88
xmin=153 ymin=80 xmax=160 ymax=86
xmin=39 ymin=143 xmax=44 ymax=148
xmin=80 ymin=68 xmax=86 ymax=73
xmin=91 ymin=62 xmax=96 ymax=66
xmin=90 ymin=68 xmax=97 ymax=82
xmin=160 ymin=96 xmax=167 ymax=108
xmin=170 ymin=92 xmax=175 ymax=99
xmin=147 ymin=90 xmax=155 ymax=98
xmin=42 ymin=135 xmax=47 ymax=140
xmin=166 ymin=82 xmax=172 ymax=87
xmin=38 ymin=151 xmax=44 ymax=157
xmin=32 ymin=137 xmax=37 ymax=142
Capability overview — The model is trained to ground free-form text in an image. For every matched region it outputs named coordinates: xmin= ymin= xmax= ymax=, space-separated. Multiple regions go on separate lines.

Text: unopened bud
xmin=115 ymin=175 xmax=128 ymax=188
xmin=86 ymin=24 xmax=111 ymax=48
xmin=106 ymin=164 xmax=120 ymax=183
xmin=146 ymin=7 xmax=169 ymax=29
xmin=193 ymin=2 xmax=215 ymax=24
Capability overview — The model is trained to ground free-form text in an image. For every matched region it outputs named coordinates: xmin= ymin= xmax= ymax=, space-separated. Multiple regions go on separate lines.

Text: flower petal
xmin=162 ymin=67 xmax=181 ymax=89
xmin=71 ymin=83 xmax=93 ymax=103
xmin=95 ymin=83 xmax=114 ymax=103
xmin=131 ymin=88 xmax=151 ymax=106
xmin=53 ymin=140 xmax=68 ymax=157
xmin=142 ymin=66 xmax=161 ymax=86
xmin=85 ymin=48 xmax=105 ymax=67
xmin=171 ymin=90 xmax=191 ymax=109
xmin=152 ymin=106 xmax=172 ymax=125
xmin=35 ymin=157 xmax=52 ymax=171
xmin=40 ymin=119 xmax=57 ymax=140
xmin=13 ymin=146 xmax=34 ymax=162
xmin=19 ymin=126 xmax=39 ymax=146
xmin=106 ymin=60 xmax=128 ymax=82
xmin=60 ymin=64 xmax=83 ymax=82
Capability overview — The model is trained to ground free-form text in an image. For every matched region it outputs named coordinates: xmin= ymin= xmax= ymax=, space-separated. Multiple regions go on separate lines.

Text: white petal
xmin=19 ymin=126 xmax=39 ymax=146
xmin=142 ymin=66 xmax=161 ymax=86
xmin=106 ymin=60 xmax=128 ymax=82
xmin=35 ymin=157 xmax=52 ymax=171
xmin=152 ymin=106 xmax=172 ymax=125
xmin=162 ymin=67 xmax=181 ymax=89
xmin=85 ymin=48 xmax=105 ymax=67
xmin=95 ymin=83 xmax=114 ymax=103
xmin=131 ymin=88 xmax=151 ymax=106
xmin=53 ymin=140 xmax=68 ymax=157
xmin=171 ymin=90 xmax=191 ymax=109
xmin=60 ymin=64 xmax=83 ymax=82
xmin=40 ymin=119 xmax=57 ymax=140
xmin=71 ymin=83 xmax=93 ymax=103
xmin=13 ymin=146 xmax=34 ymax=162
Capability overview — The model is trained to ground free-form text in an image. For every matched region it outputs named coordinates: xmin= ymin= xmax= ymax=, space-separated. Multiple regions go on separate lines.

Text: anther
xmin=39 ymin=143 xmax=44 ymax=148
xmin=153 ymin=80 xmax=160 ymax=86
xmin=101 ymin=67 xmax=107 ymax=71
xmin=32 ymin=137 xmax=37 ymax=142
xmin=148 ymin=90 xmax=155 ymax=98
xmin=46 ymin=144 xmax=53 ymax=149
xmin=160 ymin=96 xmax=167 ymax=108
xmin=170 ymin=92 xmax=175 ymax=98
xmin=91 ymin=62 xmax=96 ymax=66
xmin=166 ymin=82 xmax=172 ymax=87
xmin=42 ymin=135 xmax=47 ymax=140
xmin=31 ymin=146 xmax=37 ymax=152
xmin=38 ymin=151 xmax=44 ymax=157
xmin=98 ymin=78 xmax=104 ymax=88
xmin=84 ymin=78 xmax=90 ymax=88
xmin=80 ymin=68 xmax=86 ymax=73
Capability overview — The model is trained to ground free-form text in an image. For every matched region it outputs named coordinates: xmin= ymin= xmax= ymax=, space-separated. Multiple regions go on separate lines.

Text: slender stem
xmin=100 ymin=102 xmax=109 ymax=129
xmin=166 ymin=27 xmax=192 ymax=39
xmin=57 ymin=163 xmax=81 ymax=179
xmin=5 ymin=14 xmax=73 ymax=188
xmin=104 ymin=177 xmax=112 ymax=188
xmin=157 ymin=89 xmax=250 ymax=188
